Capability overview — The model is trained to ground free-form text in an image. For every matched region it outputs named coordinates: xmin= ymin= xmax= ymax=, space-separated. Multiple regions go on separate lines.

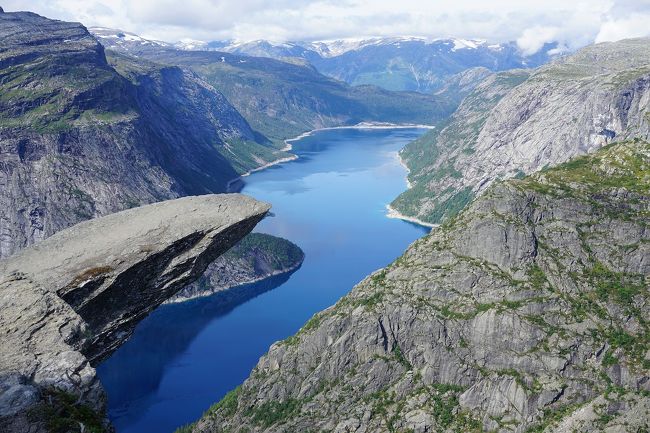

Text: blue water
xmin=97 ymin=127 xmax=430 ymax=433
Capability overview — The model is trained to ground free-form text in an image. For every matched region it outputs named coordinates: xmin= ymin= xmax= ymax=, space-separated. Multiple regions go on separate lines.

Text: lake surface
xmin=97 ymin=127 xmax=430 ymax=433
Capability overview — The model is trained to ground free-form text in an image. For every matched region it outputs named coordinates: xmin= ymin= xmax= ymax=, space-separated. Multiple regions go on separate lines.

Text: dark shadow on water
xmin=400 ymin=220 xmax=432 ymax=235
xmin=97 ymin=269 xmax=299 ymax=407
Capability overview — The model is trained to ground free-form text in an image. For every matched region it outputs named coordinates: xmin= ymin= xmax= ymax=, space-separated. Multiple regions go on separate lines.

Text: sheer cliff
xmin=92 ymin=31 xmax=454 ymax=145
xmin=392 ymin=38 xmax=650 ymax=225
xmin=0 ymin=194 xmax=269 ymax=433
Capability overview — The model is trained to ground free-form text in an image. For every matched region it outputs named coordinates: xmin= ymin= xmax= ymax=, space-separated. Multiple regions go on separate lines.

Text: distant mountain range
xmin=91 ymin=28 xmax=453 ymax=144
xmin=91 ymin=29 xmax=557 ymax=92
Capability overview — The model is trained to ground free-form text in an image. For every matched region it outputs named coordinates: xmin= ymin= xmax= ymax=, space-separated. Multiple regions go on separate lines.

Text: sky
xmin=4 ymin=0 xmax=650 ymax=53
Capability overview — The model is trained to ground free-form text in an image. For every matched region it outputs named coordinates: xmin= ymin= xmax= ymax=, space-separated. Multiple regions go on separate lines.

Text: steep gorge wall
xmin=194 ymin=141 xmax=649 ymax=433
xmin=393 ymin=38 xmax=650 ymax=224
xmin=0 ymin=11 xmax=284 ymax=258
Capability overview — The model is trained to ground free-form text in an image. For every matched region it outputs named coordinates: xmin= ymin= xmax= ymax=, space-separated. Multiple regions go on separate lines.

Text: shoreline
xmin=396 ymin=152 xmax=413 ymax=189
xmin=384 ymin=143 xmax=439 ymax=228
xmin=385 ymin=204 xmax=439 ymax=228
xmin=226 ymin=154 xmax=298 ymax=191
xmin=226 ymin=122 xmax=435 ymax=192
xmin=284 ymin=121 xmax=436 ymax=149
xmin=165 ymin=261 xmax=303 ymax=304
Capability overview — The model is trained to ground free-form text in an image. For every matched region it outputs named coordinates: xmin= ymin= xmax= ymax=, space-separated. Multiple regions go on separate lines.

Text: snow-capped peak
xmin=176 ymin=38 xmax=208 ymax=50
xmin=89 ymin=27 xmax=171 ymax=48
xmin=303 ymin=36 xmax=496 ymax=57
xmin=449 ymin=38 xmax=487 ymax=51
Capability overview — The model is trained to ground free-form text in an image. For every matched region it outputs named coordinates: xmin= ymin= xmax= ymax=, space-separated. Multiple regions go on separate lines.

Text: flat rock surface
xmin=0 ymin=194 xmax=269 ymax=431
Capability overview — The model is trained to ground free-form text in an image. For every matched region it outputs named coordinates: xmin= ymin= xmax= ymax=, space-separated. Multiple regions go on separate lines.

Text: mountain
xmin=166 ymin=36 xmax=556 ymax=93
xmin=391 ymin=37 xmax=650 ymax=225
xmin=92 ymin=29 xmax=454 ymax=144
xmin=201 ymin=39 xmax=322 ymax=64
xmin=0 ymin=11 xmax=287 ymax=258
xmin=190 ymin=139 xmax=650 ymax=433
xmin=308 ymin=38 xmax=555 ymax=92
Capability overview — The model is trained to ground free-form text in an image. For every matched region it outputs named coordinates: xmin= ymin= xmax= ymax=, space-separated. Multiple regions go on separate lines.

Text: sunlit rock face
xmin=0 ymin=194 xmax=269 ymax=433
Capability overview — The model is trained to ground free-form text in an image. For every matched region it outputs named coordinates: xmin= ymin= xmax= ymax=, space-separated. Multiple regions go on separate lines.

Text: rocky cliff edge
xmin=0 ymin=194 xmax=269 ymax=432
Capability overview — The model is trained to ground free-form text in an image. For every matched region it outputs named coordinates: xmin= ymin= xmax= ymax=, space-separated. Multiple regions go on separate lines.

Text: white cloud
xmin=596 ymin=12 xmax=650 ymax=43
xmin=517 ymin=26 xmax=560 ymax=55
xmin=3 ymin=0 xmax=650 ymax=53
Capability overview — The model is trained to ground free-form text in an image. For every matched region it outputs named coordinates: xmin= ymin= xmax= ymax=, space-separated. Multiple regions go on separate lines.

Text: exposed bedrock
xmin=0 ymin=194 xmax=269 ymax=432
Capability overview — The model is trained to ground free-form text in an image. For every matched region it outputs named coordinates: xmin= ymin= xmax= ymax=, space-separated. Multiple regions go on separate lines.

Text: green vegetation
xmin=173 ymin=422 xmax=196 ymax=433
xmin=390 ymin=70 xmax=530 ymax=224
xmin=524 ymin=402 xmax=587 ymax=433
xmin=28 ymin=389 xmax=106 ymax=433
xmin=517 ymin=140 xmax=650 ymax=197
xmin=218 ymin=138 xmax=292 ymax=175
xmin=206 ymin=386 xmax=241 ymax=418
xmin=246 ymin=398 xmax=302 ymax=427
xmin=392 ymin=343 xmax=412 ymax=369
xmin=131 ymin=50 xmax=453 ymax=144
xmin=224 ymin=233 xmax=304 ymax=272
xmin=588 ymin=261 xmax=645 ymax=307
xmin=365 ymin=382 xmax=475 ymax=433
xmin=0 ymin=52 xmax=132 ymax=132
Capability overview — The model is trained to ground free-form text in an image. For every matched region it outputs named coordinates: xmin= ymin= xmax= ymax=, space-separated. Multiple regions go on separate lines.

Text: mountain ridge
xmin=391 ymin=37 xmax=650 ymax=225
xmin=94 ymin=32 xmax=452 ymax=144
xmin=0 ymin=11 xmax=286 ymax=258
xmin=91 ymin=28 xmax=556 ymax=93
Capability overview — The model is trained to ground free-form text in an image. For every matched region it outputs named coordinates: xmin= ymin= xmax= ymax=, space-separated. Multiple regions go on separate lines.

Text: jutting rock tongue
xmin=0 ymin=194 xmax=270 ymax=432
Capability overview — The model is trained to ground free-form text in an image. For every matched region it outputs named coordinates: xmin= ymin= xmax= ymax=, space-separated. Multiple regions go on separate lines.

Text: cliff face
xmin=393 ymin=38 xmax=650 ymax=224
xmin=0 ymin=11 xmax=283 ymax=258
xmin=0 ymin=194 xmax=269 ymax=433
xmin=194 ymin=141 xmax=649 ymax=433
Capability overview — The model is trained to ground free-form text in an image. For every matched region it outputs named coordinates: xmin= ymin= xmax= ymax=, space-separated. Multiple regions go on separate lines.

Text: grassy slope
xmin=106 ymin=51 xmax=291 ymax=175
xmin=128 ymin=49 xmax=454 ymax=144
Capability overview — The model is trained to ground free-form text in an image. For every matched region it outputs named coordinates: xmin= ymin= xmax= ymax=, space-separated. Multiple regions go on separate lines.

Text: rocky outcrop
xmin=0 ymin=194 xmax=269 ymax=432
xmin=169 ymin=233 xmax=304 ymax=302
xmin=192 ymin=141 xmax=649 ymax=433
xmin=393 ymin=38 xmax=650 ymax=224
xmin=0 ymin=11 xmax=284 ymax=258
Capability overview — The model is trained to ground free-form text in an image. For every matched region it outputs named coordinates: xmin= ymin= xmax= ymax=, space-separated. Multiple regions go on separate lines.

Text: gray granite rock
xmin=0 ymin=194 xmax=269 ymax=432
xmin=393 ymin=38 xmax=650 ymax=224
xmin=193 ymin=141 xmax=649 ymax=433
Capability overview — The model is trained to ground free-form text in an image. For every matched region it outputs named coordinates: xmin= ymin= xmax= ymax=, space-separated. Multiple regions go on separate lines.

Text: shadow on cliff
xmin=96 ymin=269 xmax=298 ymax=410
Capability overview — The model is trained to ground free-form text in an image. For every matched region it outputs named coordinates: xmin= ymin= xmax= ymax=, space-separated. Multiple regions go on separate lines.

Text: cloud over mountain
xmin=4 ymin=0 xmax=650 ymax=54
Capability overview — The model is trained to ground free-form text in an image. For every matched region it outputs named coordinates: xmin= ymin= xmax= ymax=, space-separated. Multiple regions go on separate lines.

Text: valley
xmin=0 ymin=4 xmax=648 ymax=433
xmin=97 ymin=126 xmax=431 ymax=433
